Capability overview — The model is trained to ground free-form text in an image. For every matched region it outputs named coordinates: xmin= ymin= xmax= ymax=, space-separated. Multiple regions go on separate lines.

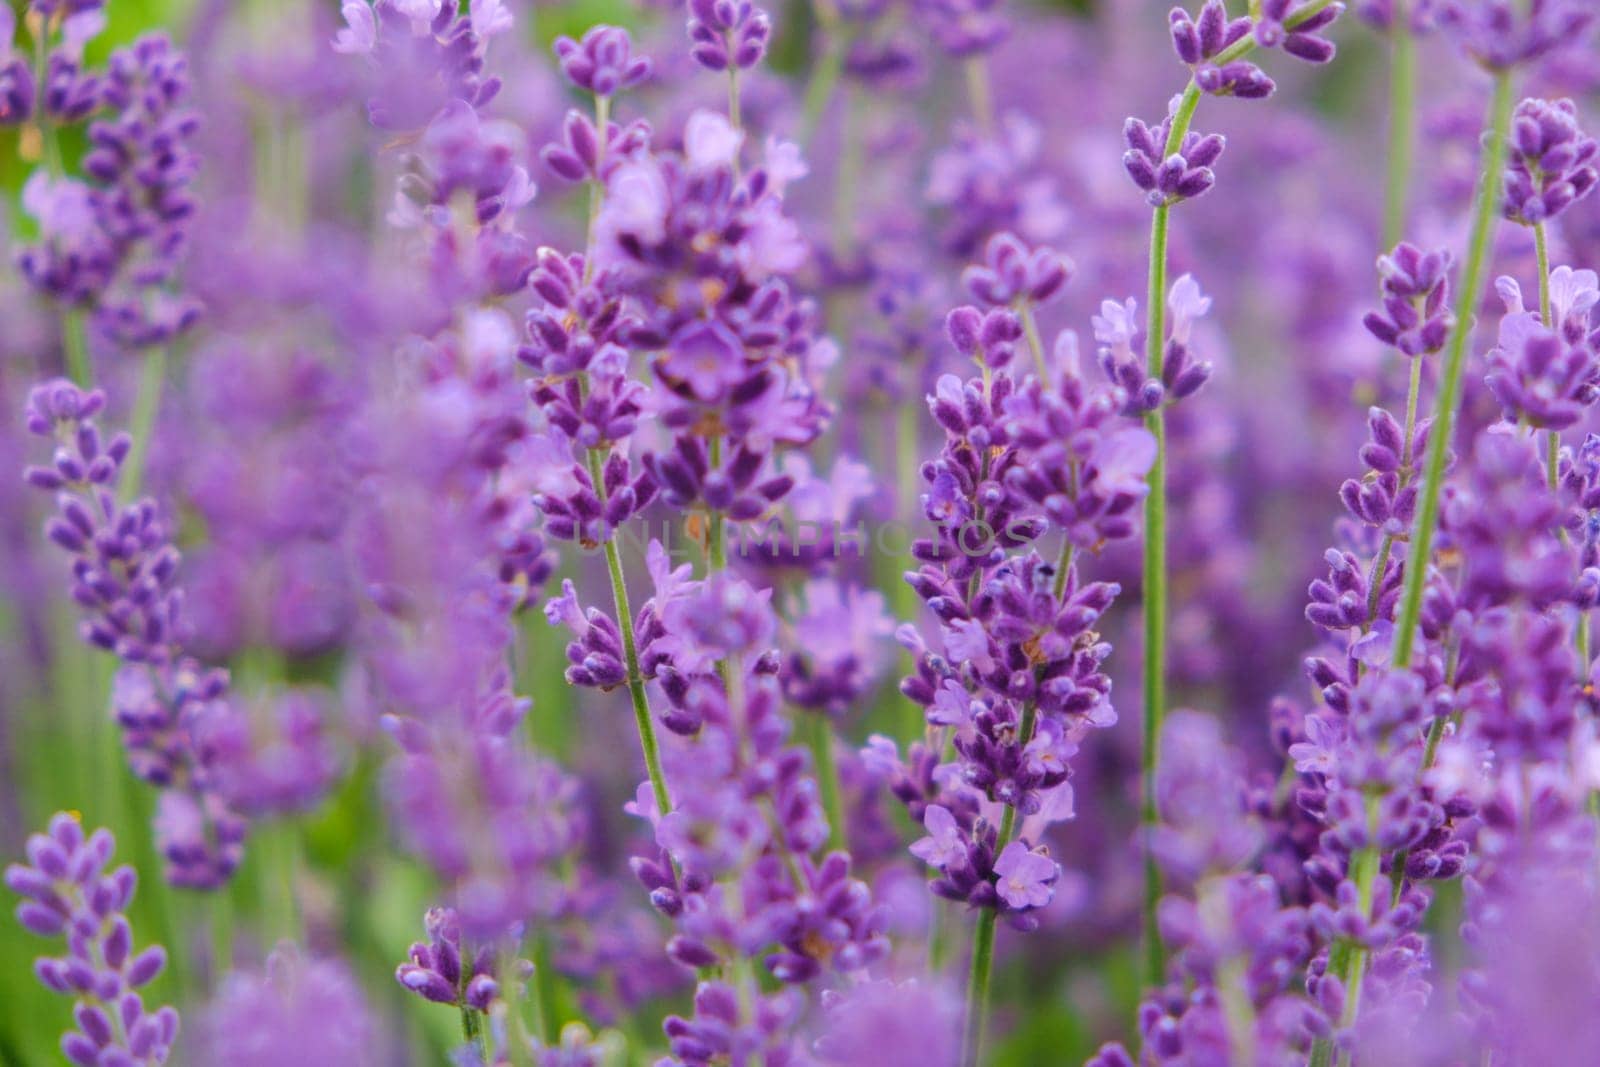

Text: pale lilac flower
xmin=992 ymin=842 xmax=1058 ymax=909
xmin=910 ymin=805 xmax=969 ymax=871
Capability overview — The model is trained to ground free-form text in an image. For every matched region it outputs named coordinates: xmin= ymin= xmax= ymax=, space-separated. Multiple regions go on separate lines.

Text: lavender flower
xmin=1254 ymin=0 xmax=1345 ymax=62
xmin=1362 ymin=242 xmax=1454 ymax=357
xmin=5 ymin=814 xmax=179 ymax=1067
xmin=1436 ymin=0 xmax=1595 ymax=70
xmin=1169 ymin=1 xmax=1276 ymax=100
xmin=685 ymin=0 xmax=772 ymax=73
xmin=22 ymin=379 xmax=246 ymax=887
xmin=396 ymin=907 xmax=500 ymax=1011
xmin=198 ymin=944 xmax=378 ymax=1066
xmin=1503 ymin=97 xmax=1598 ymax=225
xmin=1122 ymin=113 xmax=1227 ymax=206
xmin=18 ymin=33 xmax=202 ymax=347
xmin=552 ymin=26 xmax=651 ymax=95
xmin=1093 ymin=274 xmax=1215 ymax=412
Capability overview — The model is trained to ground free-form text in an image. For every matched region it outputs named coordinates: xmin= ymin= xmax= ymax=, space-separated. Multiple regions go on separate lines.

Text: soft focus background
xmin=1 ymin=0 xmax=1596 ymax=1064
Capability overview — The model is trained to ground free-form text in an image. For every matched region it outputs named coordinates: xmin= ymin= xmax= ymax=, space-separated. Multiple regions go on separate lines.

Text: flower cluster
xmin=13 ymin=13 xmax=201 ymax=348
xmin=22 ymin=380 xmax=247 ymax=888
xmin=6 ymin=814 xmax=179 ymax=1066
xmin=1503 ymin=97 xmax=1598 ymax=225
xmin=5 ymin=0 xmax=1600 ymax=1063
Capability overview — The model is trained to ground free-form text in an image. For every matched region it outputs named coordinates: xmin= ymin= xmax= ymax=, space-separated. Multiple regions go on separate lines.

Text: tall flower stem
xmin=1312 ymin=68 xmax=1517 ymax=1067
xmin=961 ymin=699 xmax=1036 ymax=1067
xmin=586 ymin=448 xmax=673 ymax=817
xmin=804 ymin=712 xmax=847 ymax=853
xmin=1134 ymin=0 xmax=1340 ymax=995
xmin=1140 ymin=195 xmax=1172 ymax=992
xmin=1389 ymin=70 xmax=1515 ymax=670
xmin=1365 ymin=6 xmax=1424 ymax=627
xmin=964 ymin=57 xmax=995 ymax=133
xmin=1533 ymin=222 xmax=1559 ymax=487
xmin=121 ymin=348 xmax=169 ymax=503
xmin=1382 ymin=2 xmax=1417 ymax=249
xmin=798 ymin=0 xmax=847 ymax=146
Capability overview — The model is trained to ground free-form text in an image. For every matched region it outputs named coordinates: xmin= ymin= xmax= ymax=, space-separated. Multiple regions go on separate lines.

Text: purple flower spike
xmin=552 ymin=25 xmax=652 ymax=96
xmin=6 ymin=814 xmax=180 ymax=1066
xmin=961 ymin=232 xmax=1072 ymax=309
xmin=1503 ymin=97 xmax=1598 ymax=225
xmin=1363 ymin=242 xmax=1455 ymax=357
xmin=198 ymin=944 xmax=376 ymax=1065
xmin=686 ymin=0 xmax=771 ymax=73
xmin=19 ymin=32 xmax=202 ymax=347
xmin=23 ymin=378 xmax=247 ymax=889
xmin=1123 ymin=114 xmax=1227 ymax=206
xmin=1485 ymin=311 xmax=1600 ymax=430
xmin=395 ymin=907 xmax=500 ymax=1017
xmin=1436 ymin=0 xmax=1594 ymax=70
xmin=1169 ymin=1 xmax=1275 ymax=98
xmin=1255 ymin=0 xmax=1345 ymax=63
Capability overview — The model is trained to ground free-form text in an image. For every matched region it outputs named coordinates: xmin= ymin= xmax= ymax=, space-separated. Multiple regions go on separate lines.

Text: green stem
xmin=964 ymin=56 xmax=994 ymax=133
xmin=1533 ymin=221 xmax=1552 ymax=325
xmin=1017 ymin=300 xmax=1048 ymax=381
xmin=962 ymin=900 xmax=1000 ymax=1067
xmin=1389 ymin=71 xmax=1515 ymax=670
xmin=460 ymin=975 xmax=488 ymax=1062
xmin=586 ymin=447 xmax=673 ymax=818
xmin=1534 ymin=222 xmax=1560 ymax=488
xmin=121 ymin=348 xmax=168 ymax=503
xmin=582 ymin=94 xmax=611 ymax=282
xmin=531 ymin=933 xmax=560 ymax=1044
xmin=961 ymin=701 xmax=1036 ymax=1066
xmin=209 ymin=889 xmax=233 ymax=980
xmin=1382 ymin=5 xmax=1417 ymax=248
xmin=62 ymin=310 xmax=91 ymax=387
xmin=501 ymin=953 xmax=536 ymax=1067
xmin=799 ymin=28 xmax=847 ymax=147
xmin=805 ymin=712 xmax=847 ymax=853
xmin=1141 ymin=199 xmax=1171 ymax=992
xmin=707 ymin=436 xmax=727 ymax=572
xmin=1131 ymin=0 xmax=1342 ymax=1001
xmin=1315 ymin=73 xmax=1516 ymax=1064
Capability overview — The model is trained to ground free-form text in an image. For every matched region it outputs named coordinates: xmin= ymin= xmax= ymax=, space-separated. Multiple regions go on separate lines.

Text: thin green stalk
xmin=209 ymin=889 xmax=233 ymax=983
xmin=460 ymin=959 xmax=489 ymax=1063
xmin=961 ymin=697 xmax=1037 ymax=1066
xmin=728 ymin=69 xmax=742 ymax=135
xmin=500 ymin=954 xmax=536 ymax=1067
xmin=1132 ymin=0 xmax=1340 ymax=1001
xmin=1382 ymin=4 xmax=1417 ymax=248
xmin=257 ymin=817 xmax=302 ymax=943
xmin=798 ymin=18 xmax=847 ymax=147
xmin=121 ymin=348 xmax=168 ymax=503
xmin=1017 ymin=300 xmax=1048 ymax=380
xmin=531 ymin=933 xmax=560 ymax=1045
xmin=1314 ymin=68 xmax=1517 ymax=1067
xmin=805 ymin=712 xmax=847 ymax=853
xmin=587 ymin=447 xmax=673 ymax=817
xmin=964 ymin=56 xmax=994 ymax=132
xmin=1389 ymin=71 xmax=1515 ymax=670
xmin=1533 ymin=221 xmax=1552 ymax=325
xmin=1141 ymin=199 xmax=1171 ymax=992
xmin=1534 ymin=222 xmax=1559 ymax=488
xmin=962 ymin=894 xmax=1000 ymax=1067
xmin=62 ymin=311 xmax=91 ymax=387
xmin=707 ymin=436 xmax=727 ymax=571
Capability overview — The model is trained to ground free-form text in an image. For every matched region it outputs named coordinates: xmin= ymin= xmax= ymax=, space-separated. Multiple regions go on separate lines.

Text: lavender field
xmin=1 ymin=0 xmax=1598 ymax=1063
